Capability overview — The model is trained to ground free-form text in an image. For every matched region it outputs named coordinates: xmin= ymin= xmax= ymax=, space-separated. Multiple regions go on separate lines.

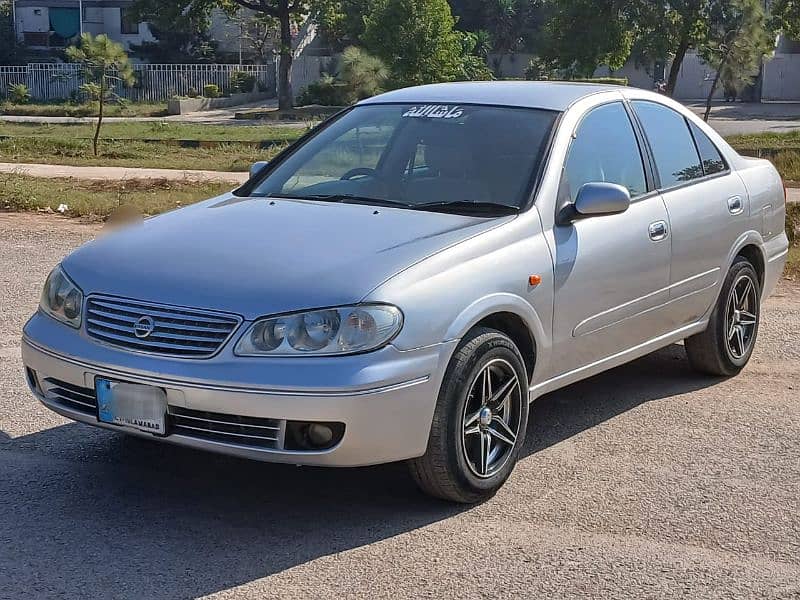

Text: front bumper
xmin=22 ymin=313 xmax=455 ymax=467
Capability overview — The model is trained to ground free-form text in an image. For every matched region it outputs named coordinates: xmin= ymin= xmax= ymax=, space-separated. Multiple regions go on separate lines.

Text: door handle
xmin=727 ymin=195 xmax=744 ymax=215
xmin=648 ymin=220 xmax=668 ymax=242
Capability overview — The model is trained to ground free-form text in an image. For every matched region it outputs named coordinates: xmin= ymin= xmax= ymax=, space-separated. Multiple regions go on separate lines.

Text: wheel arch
xmin=443 ymin=293 xmax=547 ymax=382
xmin=724 ymin=231 xmax=767 ymax=292
xmin=735 ymin=243 xmax=765 ymax=291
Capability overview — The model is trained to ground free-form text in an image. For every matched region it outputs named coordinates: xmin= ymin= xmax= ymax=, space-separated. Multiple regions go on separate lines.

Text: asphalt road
xmin=687 ymin=102 xmax=800 ymax=137
xmin=1 ymin=213 xmax=799 ymax=599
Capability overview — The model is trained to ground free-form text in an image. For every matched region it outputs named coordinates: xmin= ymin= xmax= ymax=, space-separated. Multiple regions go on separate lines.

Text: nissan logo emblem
xmin=133 ymin=316 xmax=155 ymax=339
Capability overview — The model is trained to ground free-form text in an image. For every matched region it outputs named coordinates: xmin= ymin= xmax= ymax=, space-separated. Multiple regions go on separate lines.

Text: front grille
xmin=85 ymin=296 xmax=241 ymax=358
xmin=42 ymin=377 xmax=97 ymax=415
xmin=38 ymin=377 xmax=283 ymax=449
xmin=169 ymin=406 xmax=282 ymax=449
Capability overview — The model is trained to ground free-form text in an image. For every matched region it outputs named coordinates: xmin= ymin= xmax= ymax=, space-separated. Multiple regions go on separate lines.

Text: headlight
xmin=40 ymin=265 xmax=83 ymax=328
xmin=235 ymin=305 xmax=403 ymax=356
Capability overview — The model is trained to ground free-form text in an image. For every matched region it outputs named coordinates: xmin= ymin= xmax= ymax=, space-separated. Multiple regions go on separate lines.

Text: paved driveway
xmin=1 ymin=213 xmax=798 ymax=599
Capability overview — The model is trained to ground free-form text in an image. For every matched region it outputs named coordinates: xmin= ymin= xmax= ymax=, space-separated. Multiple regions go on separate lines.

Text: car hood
xmin=63 ymin=194 xmax=512 ymax=320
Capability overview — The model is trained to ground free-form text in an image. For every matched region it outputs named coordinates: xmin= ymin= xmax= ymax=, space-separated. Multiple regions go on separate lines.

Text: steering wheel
xmin=340 ymin=167 xmax=376 ymax=181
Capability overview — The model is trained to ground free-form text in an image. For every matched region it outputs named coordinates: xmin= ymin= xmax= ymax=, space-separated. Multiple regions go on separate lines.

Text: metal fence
xmin=0 ymin=63 xmax=277 ymax=102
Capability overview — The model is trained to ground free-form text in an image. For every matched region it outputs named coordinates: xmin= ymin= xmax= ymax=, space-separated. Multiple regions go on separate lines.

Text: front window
xmin=561 ymin=102 xmax=647 ymax=204
xmin=249 ymin=104 xmax=558 ymax=213
xmin=120 ymin=8 xmax=139 ymax=35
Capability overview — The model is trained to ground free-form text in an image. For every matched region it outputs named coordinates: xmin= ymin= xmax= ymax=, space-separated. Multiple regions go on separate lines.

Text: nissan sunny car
xmin=22 ymin=82 xmax=788 ymax=502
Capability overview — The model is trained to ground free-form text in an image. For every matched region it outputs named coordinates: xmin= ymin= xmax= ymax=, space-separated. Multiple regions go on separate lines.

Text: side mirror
xmin=249 ymin=161 xmax=270 ymax=179
xmin=559 ymin=182 xmax=631 ymax=224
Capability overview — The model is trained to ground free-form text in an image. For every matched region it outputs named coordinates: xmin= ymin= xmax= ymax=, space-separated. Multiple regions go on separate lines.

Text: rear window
xmin=632 ymin=100 xmax=704 ymax=187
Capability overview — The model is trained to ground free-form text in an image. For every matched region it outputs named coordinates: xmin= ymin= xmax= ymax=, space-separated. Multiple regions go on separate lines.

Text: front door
xmin=550 ymin=102 xmax=672 ymax=378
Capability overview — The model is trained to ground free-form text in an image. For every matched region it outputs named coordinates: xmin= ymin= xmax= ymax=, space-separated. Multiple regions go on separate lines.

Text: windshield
xmin=248 ymin=103 xmax=558 ymax=211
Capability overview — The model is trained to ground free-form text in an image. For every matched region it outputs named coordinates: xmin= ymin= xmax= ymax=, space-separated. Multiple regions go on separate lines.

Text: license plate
xmin=96 ymin=378 xmax=167 ymax=435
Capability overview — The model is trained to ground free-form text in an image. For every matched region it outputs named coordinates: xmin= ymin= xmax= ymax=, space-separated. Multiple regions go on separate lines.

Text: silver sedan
xmin=22 ymin=82 xmax=788 ymax=502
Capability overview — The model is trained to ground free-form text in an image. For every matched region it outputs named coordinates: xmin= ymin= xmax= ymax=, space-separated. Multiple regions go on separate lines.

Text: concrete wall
xmin=671 ymin=53 xmax=724 ymax=101
xmin=16 ymin=6 xmax=49 ymax=34
xmin=83 ymin=7 xmax=155 ymax=51
xmin=290 ymin=55 xmax=335 ymax=98
xmin=763 ymin=54 xmax=800 ymax=101
xmin=15 ymin=3 xmax=154 ymax=50
xmin=486 ymin=53 xmax=531 ymax=79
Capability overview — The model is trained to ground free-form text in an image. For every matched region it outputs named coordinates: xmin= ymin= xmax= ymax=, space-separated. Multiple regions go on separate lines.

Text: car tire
xmin=408 ymin=327 xmax=530 ymax=503
xmin=685 ymin=257 xmax=761 ymax=377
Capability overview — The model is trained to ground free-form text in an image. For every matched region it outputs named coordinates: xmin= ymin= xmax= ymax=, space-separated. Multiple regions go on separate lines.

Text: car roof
xmin=357 ymin=81 xmax=623 ymax=112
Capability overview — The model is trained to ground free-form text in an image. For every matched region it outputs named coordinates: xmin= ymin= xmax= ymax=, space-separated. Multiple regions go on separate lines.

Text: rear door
xmin=550 ymin=101 xmax=672 ymax=377
xmin=631 ymin=101 xmax=749 ymax=327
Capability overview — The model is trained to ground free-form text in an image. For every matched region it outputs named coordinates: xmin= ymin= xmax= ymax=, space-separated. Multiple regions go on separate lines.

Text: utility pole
xmin=79 ymin=0 xmax=83 ymax=35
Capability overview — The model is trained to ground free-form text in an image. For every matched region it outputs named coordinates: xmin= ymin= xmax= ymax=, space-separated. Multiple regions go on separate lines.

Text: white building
xmin=13 ymin=0 xmax=154 ymax=51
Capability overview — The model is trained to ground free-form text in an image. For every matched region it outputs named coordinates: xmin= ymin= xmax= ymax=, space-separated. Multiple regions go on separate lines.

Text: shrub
xmin=297 ymin=48 xmax=389 ymax=106
xmin=456 ymin=32 xmax=493 ymax=82
xmin=459 ymin=55 xmax=493 ymax=81
xmin=9 ymin=83 xmax=31 ymax=104
xmin=338 ymin=46 xmax=388 ymax=102
xmin=230 ymin=70 xmax=257 ymax=94
xmin=297 ymin=75 xmax=348 ymax=106
xmin=187 ymin=87 xmax=199 ymax=98
xmin=524 ymin=57 xmax=560 ymax=81
xmin=203 ymin=84 xmax=221 ymax=98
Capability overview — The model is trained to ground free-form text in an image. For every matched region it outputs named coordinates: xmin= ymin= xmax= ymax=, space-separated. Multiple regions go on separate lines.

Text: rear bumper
xmin=763 ymin=232 xmax=790 ymax=299
xmin=22 ymin=313 xmax=456 ymax=467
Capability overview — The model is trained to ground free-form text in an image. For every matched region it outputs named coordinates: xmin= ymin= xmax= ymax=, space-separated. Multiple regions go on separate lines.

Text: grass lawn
xmin=0 ymin=120 xmax=310 ymax=141
xmin=1 ymin=102 xmax=169 ymax=118
xmin=727 ymin=131 xmax=800 ymax=149
xmin=0 ymin=137 xmax=292 ymax=171
xmin=727 ymin=131 xmax=800 ymax=182
xmin=0 ymin=175 xmax=233 ymax=218
xmin=0 ymin=121 xmax=307 ymax=171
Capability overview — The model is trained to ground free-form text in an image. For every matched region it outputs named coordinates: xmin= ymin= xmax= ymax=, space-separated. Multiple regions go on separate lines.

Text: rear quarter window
xmin=689 ymin=122 xmax=728 ymax=176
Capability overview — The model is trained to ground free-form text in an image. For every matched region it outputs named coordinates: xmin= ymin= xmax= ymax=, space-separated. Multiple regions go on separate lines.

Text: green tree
xmin=66 ymin=34 xmax=135 ymax=156
xmin=457 ymin=31 xmax=494 ymax=80
xmin=313 ymin=0 xmax=378 ymax=50
xmin=541 ymin=0 xmax=635 ymax=77
xmin=130 ymin=1 xmax=219 ymax=63
xmin=700 ymin=0 xmax=773 ymax=120
xmin=771 ymin=0 xmax=800 ymax=40
xmin=634 ymin=0 xmax=707 ymax=96
xmin=133 ymin=0 xmax=315 ymax=109
xmin=0 ymin=0 xmax=25 ymax=65
xmin=362 ymin=0 xmax=463 ymax=86
xmin=541 ymin=0 xmax=773 ymax=99
xmin=449 ymin=0 xmax=544 ymax=54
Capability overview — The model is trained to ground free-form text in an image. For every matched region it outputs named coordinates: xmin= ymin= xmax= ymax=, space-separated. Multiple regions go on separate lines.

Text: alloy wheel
xmin=724 ymin=273 xmax=759 ymax=360
xmin=461 ymin=358 xmax=523 ymax=479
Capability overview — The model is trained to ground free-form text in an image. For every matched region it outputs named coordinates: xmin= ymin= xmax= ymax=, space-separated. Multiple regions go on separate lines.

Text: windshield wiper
xmin=413 ymin=201 xmax=520 ymax=216
xmin=265 ymin=194 xmax=519 ymax=216
xmin=267 ymin=193 xmax=412 ymax=209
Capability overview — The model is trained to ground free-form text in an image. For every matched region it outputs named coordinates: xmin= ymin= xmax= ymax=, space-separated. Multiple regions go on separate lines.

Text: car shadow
xmin=0 ymin=344 xmax=723 ymax=599
xmin=523 ymin=342 xmax=723 ymax=457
